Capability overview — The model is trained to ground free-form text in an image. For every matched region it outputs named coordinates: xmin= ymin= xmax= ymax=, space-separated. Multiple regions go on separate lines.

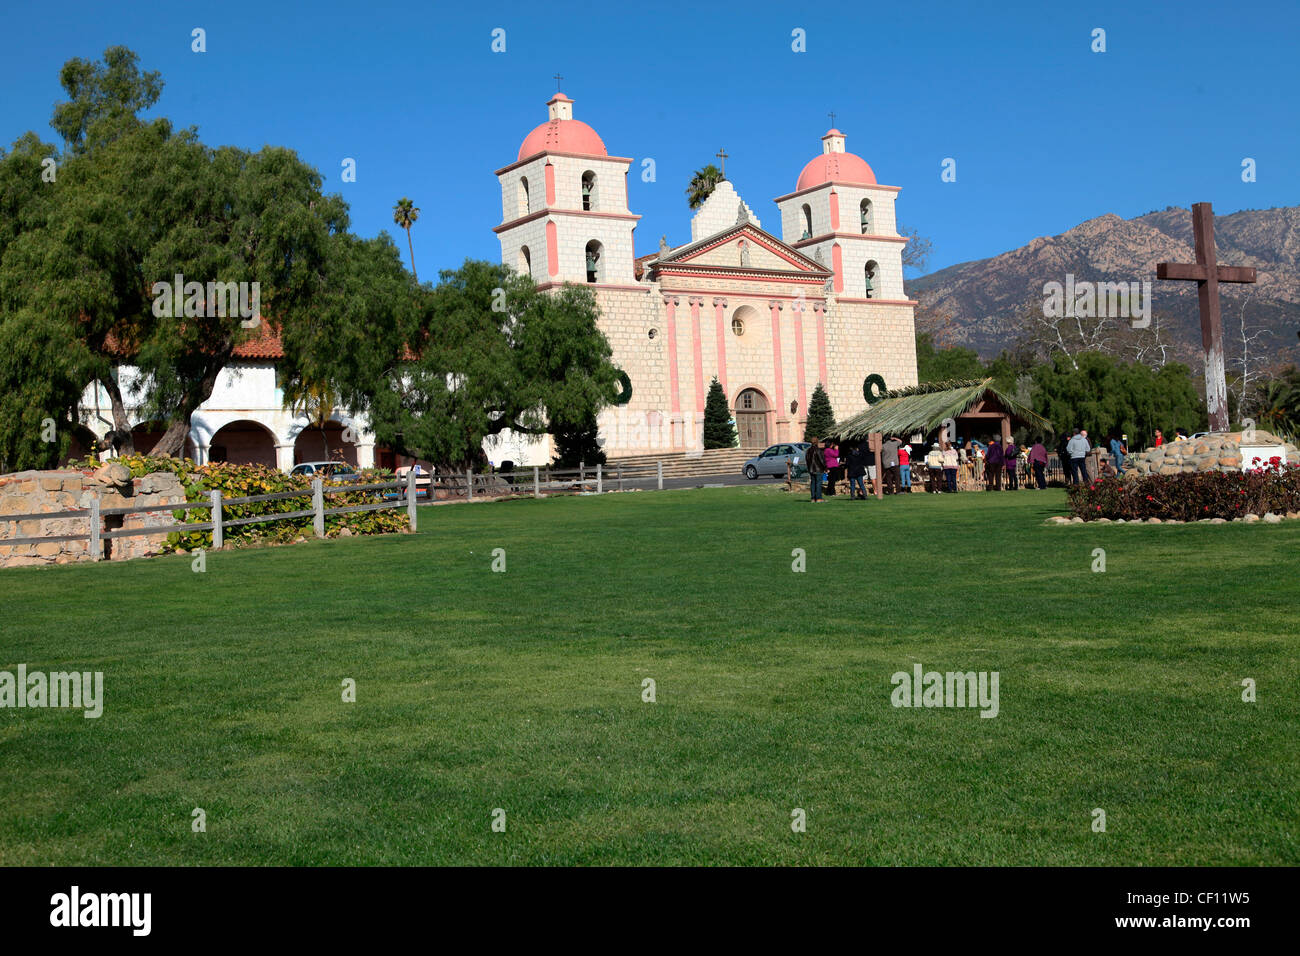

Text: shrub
xmin=73 ymin=455 xmax=408 ymax=550
xmin=1067 ymin=457 xmax=1300 ymax=521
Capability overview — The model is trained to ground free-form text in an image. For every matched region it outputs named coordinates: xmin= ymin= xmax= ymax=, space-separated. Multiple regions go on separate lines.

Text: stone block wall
xmin=0 ymin=466 xmax=187 ymax=569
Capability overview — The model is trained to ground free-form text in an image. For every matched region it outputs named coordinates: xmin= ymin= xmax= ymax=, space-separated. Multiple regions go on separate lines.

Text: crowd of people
xmin=801 ymin=423 xmax=1195 ymax=502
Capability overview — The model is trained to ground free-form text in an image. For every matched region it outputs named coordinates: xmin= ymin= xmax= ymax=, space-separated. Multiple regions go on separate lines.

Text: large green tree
xmin=1030 ymin=351 xmax=1204 ymax=446
xmin=0 ymin=46 xmax=361 ymax=466
xmin=915 ymin=333 xmax=984 ymax=383
xmin=318 ymin=259 xmax=620 ymax=471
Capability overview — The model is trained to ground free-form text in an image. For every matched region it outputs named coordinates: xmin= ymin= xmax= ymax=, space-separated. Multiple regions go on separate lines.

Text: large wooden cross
xmin=715 ymin=147 xmax=728 ymax=178
xmin=1156 ymin=202 xmax=1256 ymax=431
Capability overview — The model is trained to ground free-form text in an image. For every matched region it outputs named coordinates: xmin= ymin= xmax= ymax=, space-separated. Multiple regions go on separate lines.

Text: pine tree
xmin=803 ymin=382 xmax=836 ymax=441
xmin=702 ymin=376 xmax=736 ymax=449
xmin=550 ymin=413 xmax=606 ymax=467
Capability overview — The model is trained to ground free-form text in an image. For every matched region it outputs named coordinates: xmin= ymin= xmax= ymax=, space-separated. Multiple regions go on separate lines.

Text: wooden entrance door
xmin=736 ymin=389 xmax=769 ymax=448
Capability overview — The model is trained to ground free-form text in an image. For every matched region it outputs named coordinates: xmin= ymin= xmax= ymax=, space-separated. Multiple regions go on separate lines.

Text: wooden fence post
xmin=657 ymin=460 xmax=663 ymax=491
xmin=580 ymin=461 xmax=585 ymax=487
xmin=466 ymin=468 xmax=473 ymax=501
xmin=211 ymin=490 xmax=223 ymax=550
xmin=312 ymin=478 xmax=325 ymax=538
xmin=533 ymin=466 xmax=540 ymax=498
xmin=89 ymin=495 xmax=101 ymax=562
xmin=618 ymin=464 xmax=623 ymax=492
xmin=406 ymin=469 xmax=417 ymax=532
xmin=596 ymin=463 xmax=603 ymax=494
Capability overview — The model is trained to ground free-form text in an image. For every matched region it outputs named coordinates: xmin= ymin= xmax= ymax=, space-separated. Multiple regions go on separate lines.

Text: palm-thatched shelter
xmin=827 ymin=378 xmax=1050 ymax=444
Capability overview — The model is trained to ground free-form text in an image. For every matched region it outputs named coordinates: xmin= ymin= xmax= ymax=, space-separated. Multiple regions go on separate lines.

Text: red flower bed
xmin=1067 ymin=457 xmax=1299 ymax=521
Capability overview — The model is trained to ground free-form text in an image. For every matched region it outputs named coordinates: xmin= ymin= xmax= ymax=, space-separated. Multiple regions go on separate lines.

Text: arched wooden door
xmin=735 ymin=388 xmax=769 ymax=449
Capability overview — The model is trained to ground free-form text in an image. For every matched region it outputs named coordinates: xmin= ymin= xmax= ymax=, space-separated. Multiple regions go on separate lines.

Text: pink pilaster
xmin=831 ymin=242 xmax=844 ymax=293
xmin=792 ymin=301 xmax=807 ymax=413
xmin=713 ymin=297 xmax=728 ymax=397
xmin=690 ymin=297 xmax=705 ymax=413
xmin=544 ymin=162 xmax=556 ymax=206
xmin=546 ymin=220 xmax=558 ymax=278
xmin=768 ymin=300 xmax=786 ymax=420
xmin=663 ymin=296 xmax=681 ymax=414
xmin=815 ymin=302 xmax=829 ymax=387
xmin=829 ymin=189 xmax=840 ymax=231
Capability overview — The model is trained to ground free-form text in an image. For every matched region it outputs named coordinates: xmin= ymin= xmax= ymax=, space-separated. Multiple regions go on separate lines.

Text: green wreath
xmin=613 ymin=370 xmax=633 ymax=406
xmin=863 ymin=374 xmax=888 ymax=405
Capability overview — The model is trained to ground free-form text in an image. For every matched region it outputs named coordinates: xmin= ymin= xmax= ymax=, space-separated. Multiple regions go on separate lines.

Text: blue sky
xmin=2 ymin=0 xmax=1296 ymax=277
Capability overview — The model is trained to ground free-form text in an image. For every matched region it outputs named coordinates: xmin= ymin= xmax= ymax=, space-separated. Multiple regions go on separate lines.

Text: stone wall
xmin=0 ymin=465 xmax=187 ymax=569
xmin=1124 ymin=431 xmax=1298 ymax=477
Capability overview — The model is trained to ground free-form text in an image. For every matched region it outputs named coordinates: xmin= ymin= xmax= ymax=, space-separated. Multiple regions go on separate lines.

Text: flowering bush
xmin=71 ymin=454 xmax=409 ymax=549
xmin=1067 ymin=457 xmax=1300 ymax=521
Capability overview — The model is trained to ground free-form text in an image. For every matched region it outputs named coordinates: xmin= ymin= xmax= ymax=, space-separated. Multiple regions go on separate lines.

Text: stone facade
xmin=0 ymin=465 xmax=187 ymax=568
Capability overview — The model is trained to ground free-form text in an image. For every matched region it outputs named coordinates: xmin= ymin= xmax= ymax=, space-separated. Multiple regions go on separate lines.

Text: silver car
xmin=743 ymin=442 xmax=810 ymax=479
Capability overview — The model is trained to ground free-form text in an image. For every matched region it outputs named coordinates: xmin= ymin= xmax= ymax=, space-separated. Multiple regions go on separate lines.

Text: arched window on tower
xmin=585 ymin=240 xmax=604 ymax=283
xmin=519 ymin=176 xmax=530 ymax=218
xmin=582 ymin=171 xmax=597 ymax=211
xmin=864 ymin=260 xmax=878 ymax=299
xmin=860 ymin=199 xmax=872 ymax=234
xmin=519 ymin=245 xmax=531 ymax=276
xmin=801 ymin=204 xmax=813 ymax=240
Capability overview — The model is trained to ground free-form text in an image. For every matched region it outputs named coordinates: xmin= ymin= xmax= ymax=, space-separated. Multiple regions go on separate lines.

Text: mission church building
xmin=495 ymin=91 xmax=919 ymax=459
xmin=75 ymin=90 xmax=918 ymax=471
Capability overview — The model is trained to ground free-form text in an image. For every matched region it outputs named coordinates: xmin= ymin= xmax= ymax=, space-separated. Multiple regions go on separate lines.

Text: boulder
xmin=1263 ymin=512 xmax=1283 ymax=524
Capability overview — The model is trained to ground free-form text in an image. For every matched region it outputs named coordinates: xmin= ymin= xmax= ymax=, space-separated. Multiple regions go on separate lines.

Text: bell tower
xmin=495 ymin=92 xmax=639 ymax=286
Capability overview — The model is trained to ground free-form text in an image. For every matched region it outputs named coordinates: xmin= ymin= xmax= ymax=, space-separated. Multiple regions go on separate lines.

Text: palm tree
xmin=685 ymin=164 xmax=723 ymax=210
xmin=393 ymin=197 xmax=420 ymax=282
xmin=1254 ymin=371 xmax=1300 ymax=442
xmin=284 ymin=378 xmax=345 ymax=459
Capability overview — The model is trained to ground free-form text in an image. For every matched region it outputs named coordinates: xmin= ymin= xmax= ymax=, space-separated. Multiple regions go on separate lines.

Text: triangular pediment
xmin=654 ymin=222 xmax=830 ymax=277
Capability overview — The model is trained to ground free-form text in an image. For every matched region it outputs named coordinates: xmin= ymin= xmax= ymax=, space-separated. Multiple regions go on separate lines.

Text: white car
xmin=289 ymin=461 xmax=358 ymax=479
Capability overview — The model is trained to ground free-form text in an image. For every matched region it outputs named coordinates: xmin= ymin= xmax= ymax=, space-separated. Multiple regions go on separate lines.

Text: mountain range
xmin=907 ymin=205 xmax=1300 ymax=365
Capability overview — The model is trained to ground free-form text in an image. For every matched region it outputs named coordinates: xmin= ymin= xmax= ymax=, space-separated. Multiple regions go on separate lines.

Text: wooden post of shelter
xmin=869 ymin=432 xmax=883 ymax=499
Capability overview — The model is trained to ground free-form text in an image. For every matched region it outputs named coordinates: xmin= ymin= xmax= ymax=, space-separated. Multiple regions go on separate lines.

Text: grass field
xmin=1 ymin=485 xmax=1297 ymax=865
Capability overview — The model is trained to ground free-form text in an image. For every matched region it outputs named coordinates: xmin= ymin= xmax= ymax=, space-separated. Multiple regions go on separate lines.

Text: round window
xmin=731 ymin=317 xmax=745 ymax=336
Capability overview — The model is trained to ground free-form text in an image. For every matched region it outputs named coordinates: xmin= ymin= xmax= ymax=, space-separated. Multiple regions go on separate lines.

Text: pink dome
xmin=796 ymin=151 xmax=876 ymax=191
xmin=518 ymin=99 xmax=607 ymax=161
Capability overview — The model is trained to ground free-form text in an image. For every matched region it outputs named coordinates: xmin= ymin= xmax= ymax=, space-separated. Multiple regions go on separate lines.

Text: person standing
xmin=985 ymin=437 xmax=1004 ymax=491
xmin=942 ymin=442 xmax=959 ymax=493
xmin=1066 ymin=428 xmax=1091 ymax=484
xmin=1154 ymin=429 xmax=1164 ymax=448
xmin=824 ymin=440 xmax=841 ymax=496
xmin=846 ymin=441 xmax=867 ymax=499
xmin=898 ymin=441 xmax=913 ymax=493
xmin=1029 ymin=437 xmax=1048 ymax=489
xmin=1003 ymin=437 xmax=1019 ymax=490
xmin=881 ymin=435 xmax=901 ymax=495
xmin=925 ymin=443 xmax=944 ymax=492
xmin=1109 ymin=433 xmax=1127 ymax=475
xmin=806 ymin=438 xmax=826 ymax=503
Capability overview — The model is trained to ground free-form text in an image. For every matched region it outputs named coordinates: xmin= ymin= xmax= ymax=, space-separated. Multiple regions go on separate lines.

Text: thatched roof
xmin=826 ymin=379 xmax=1051 ymax=441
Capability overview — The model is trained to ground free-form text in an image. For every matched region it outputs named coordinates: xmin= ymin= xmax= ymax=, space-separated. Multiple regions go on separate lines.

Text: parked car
xmin=743 ymin=442 xmax=810 ymax=479
xmin=289 ymin=461 xmax=358 ymax=479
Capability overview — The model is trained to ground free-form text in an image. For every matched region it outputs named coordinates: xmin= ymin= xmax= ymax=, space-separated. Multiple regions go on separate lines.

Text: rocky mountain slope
xmin=908 ymin=205 xmax=1300 ymax=362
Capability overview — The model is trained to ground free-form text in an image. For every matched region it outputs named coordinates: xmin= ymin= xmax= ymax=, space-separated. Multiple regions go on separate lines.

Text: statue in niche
xmin=739 ymin=241 xmax=751 ymax=268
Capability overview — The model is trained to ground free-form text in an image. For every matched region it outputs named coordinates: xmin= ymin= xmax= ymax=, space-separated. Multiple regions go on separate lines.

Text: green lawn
xmin=1 ymin=485 xmax=1297 ymax=865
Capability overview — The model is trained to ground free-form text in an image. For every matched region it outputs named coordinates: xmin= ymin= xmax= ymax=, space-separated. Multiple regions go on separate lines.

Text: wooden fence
xmin=0 ymin=472 xmax=418 ymax=562
xmin=426 ymin=461 xmax=669 ymax=500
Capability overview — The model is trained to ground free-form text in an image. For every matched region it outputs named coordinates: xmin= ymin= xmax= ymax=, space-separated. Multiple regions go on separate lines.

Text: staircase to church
xmin=605 ymin=447 xmax=755 ymax=479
